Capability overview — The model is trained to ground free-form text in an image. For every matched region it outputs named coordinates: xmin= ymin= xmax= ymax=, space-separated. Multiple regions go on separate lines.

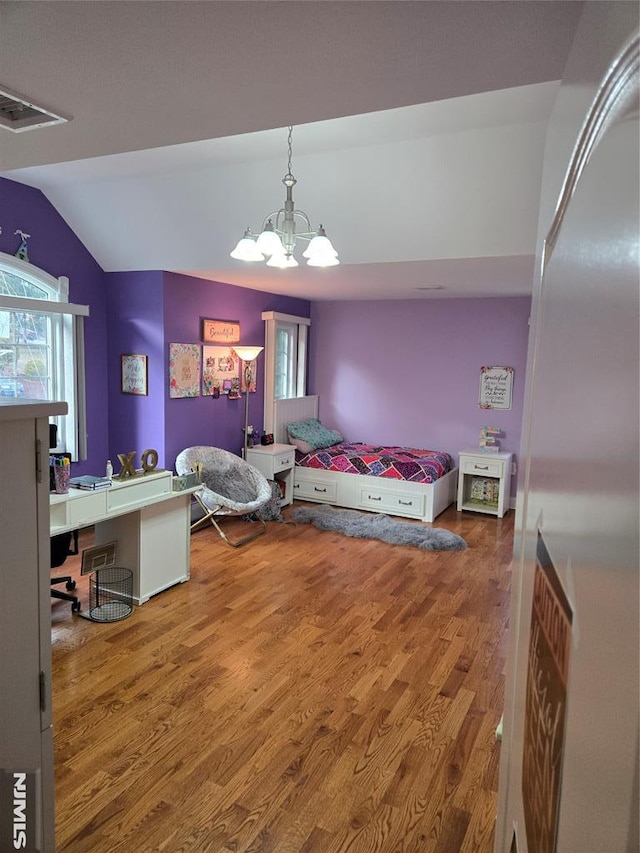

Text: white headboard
xmin=274 ymin=395 xmax=319 ymax=444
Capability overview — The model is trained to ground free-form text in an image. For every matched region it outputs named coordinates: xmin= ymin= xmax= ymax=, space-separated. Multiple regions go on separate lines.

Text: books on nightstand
xmin=69 ymin=475 xmax=113 ymax=491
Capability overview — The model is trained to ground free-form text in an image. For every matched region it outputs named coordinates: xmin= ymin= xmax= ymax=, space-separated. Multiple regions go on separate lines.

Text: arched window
xmin=0 ymin=252 xmax=88 ymax=459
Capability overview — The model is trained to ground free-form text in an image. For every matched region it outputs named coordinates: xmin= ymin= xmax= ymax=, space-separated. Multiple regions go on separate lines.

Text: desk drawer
xmin=358 ymin=487 xmax=425 ymax=518
xmin=108 ymin=474 xmax=171 ymax=510
xmin=461 ymin=457 xmax=503 ymax=477
xmin=50 ymin=490 xmax=108 ymax=532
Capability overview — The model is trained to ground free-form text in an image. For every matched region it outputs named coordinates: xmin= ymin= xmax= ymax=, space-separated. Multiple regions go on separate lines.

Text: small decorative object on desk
xmin=69 ymin=474 xmax=113 ymax=491
xmin=173 ymin=472 xmax=198 ymax=491
xmin=106 ymin=459 xmax=113 ymax=480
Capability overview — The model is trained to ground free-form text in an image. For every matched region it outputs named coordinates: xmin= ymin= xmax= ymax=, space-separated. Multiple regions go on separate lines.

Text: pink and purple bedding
xmin=295 ymin=442 xmax=454 ymax=484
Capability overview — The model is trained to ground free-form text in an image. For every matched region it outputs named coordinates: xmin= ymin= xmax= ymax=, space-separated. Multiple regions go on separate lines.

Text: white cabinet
xmin=456 ymin=449 xmax=513 ymax=518
xmin=95 ymin=493 xmax=192 ymax=604
xmin=0 ymin=400 xmax=67 ymax=853
xmin=245 ymin=443 xmax=295 ymax=507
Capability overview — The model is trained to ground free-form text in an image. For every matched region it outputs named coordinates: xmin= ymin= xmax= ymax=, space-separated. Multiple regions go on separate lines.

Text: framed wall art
xmin=479 ymin=365 xmax=514 ymax=410
xmin=202 ymin=345 xmax=240 ymax=396
xmin=201 ymin=318 xmax=240 ymax=344
xmin=169 ymin=343 xmax=201 ymax=398
xmin=121 ymin=353 xmax=148 ymax=395
xmin=240 ymin=357 xmax=257 ymax=393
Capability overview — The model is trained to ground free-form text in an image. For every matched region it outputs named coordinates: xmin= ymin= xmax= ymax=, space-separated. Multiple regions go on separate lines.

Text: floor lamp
xmin=235 ymin=345 xmax=264 ymax=458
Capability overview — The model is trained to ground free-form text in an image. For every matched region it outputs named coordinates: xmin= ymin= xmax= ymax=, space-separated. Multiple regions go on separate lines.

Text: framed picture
xmin=201 ymin=318 xmax=240 ymax=344
xmin=240 ymin=356 xmax=257 ymax=393
xmin=202 ymin=345 xmax=240 ymax=396
xmin=169 ymin=343 xmax=201 ymax=398
xmin=121 ymin=353 xmax=148 ymax=395
xmin=479 ymin=365 xmax=514 ymax=410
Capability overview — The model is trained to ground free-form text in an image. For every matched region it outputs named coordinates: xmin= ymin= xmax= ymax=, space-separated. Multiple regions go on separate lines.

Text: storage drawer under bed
xmin=293 ymin=477 xmax=337 ymax=503
xmin=358 ymin=486 xmax=425 ymax=518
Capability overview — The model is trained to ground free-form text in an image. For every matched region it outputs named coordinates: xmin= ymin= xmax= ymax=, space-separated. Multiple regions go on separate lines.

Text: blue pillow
xmin=287 ymin=418 xmax=343 ymax=451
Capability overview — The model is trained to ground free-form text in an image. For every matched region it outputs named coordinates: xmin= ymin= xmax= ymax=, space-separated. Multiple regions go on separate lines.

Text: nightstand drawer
xmin=273 ymin=450 xmax=295 ymax=473
xmin=461 ymin=457 xmax=504 ymax=477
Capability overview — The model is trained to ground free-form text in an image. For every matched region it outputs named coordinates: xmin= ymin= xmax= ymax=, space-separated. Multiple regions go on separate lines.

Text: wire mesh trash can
xmin=89 ymin=567 xmax=133 ymax=622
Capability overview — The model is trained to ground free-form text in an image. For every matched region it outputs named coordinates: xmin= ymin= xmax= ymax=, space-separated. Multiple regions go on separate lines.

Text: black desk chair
xmin=51 ymin=530 xmax=81 ymax=613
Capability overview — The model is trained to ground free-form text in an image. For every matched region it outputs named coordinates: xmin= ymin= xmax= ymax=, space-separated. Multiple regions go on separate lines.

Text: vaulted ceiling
xmin=0 ymin=1 xmax=584 ymax=300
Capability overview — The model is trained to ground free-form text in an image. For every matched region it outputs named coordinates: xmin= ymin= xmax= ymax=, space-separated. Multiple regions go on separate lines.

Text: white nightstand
xmin=245 ymin=443 xmax=296 ymax=507
xmin=456 ymin=450 xmax=513 ymax=518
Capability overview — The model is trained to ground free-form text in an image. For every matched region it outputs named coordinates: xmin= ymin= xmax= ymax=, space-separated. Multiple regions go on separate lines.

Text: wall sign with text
xmin=201 ymin=318 xmax=240 ymax=344
xmin=479 ymin=365 xmax=514 ymax=410
xmin=121 ymin=353 xmax=148 ymax=395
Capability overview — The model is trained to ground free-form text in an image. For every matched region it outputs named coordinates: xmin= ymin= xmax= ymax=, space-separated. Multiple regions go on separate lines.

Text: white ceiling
xmin=0 ymin=1 xmax=584 ymax=301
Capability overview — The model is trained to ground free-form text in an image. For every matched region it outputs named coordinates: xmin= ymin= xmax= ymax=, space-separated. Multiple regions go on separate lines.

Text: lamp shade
xmin=303 ymin=224 xmax=338 ymax=261
xmin=234 ymin=345 xmax=264 ymax=362
xmin=266 ymin=252 xmax=299 ymax=268
xmin=306 ymin=253 xmax=340 ymax=267
xmin=230 ymin=230 xmax=263 ymax=261
xmin=256 ymin=221 xmax=284 ymax=257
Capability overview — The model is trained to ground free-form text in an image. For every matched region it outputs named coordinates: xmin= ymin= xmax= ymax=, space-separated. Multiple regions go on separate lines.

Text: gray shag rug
xmin=291 ymin=505 xmax=466 ymax=552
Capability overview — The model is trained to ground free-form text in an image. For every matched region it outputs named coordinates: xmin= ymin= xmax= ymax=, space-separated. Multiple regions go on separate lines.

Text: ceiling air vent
xmin=0 ymin=85 xmax=70 ymax=133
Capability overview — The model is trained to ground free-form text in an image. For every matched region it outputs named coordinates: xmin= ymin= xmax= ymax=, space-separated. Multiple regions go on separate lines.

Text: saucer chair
xmin=176 ymin=446 xmax=273 ymax=547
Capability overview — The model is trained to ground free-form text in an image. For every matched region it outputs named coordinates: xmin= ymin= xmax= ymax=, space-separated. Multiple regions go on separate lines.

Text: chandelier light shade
xmin=230 ymin=126 xmax=339 ymax=269
xmin=229 ymin=229 xmax=264 ymax=262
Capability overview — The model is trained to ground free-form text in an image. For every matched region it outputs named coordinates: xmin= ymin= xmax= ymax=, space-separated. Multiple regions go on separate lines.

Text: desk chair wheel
xmin=72 ymin=600 xmax=82 ymax=614
xmin=66 ymin=580 xmax=76 ymax=591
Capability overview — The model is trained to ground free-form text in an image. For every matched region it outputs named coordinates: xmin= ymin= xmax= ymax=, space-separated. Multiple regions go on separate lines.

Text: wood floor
xmin=51 ymin=503 xmax=514 ymax=853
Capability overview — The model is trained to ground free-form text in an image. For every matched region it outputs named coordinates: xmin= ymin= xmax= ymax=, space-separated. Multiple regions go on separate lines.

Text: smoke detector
xmin=0 ymin=85 xmax=70 ymax=133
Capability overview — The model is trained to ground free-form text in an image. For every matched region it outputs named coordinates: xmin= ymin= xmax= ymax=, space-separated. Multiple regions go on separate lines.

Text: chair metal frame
xmin=190 ymin=491 xmax=267 ymax=547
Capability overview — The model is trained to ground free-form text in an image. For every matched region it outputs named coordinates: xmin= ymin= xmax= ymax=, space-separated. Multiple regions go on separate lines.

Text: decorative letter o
xmin=141 ymin=448 xmax=158 ymax=472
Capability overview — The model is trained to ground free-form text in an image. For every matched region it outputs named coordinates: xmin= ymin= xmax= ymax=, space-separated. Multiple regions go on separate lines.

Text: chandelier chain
xmin=287 ymin=126 xmax=293 ymax=176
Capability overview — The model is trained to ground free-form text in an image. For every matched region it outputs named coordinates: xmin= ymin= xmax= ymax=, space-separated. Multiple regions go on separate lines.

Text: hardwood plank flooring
xmin=51 ymin=503 xmax=514 ymax=852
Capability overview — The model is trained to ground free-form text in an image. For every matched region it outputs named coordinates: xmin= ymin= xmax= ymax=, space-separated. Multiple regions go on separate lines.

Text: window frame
xmin=0 ymin=252 xmax=89 ymax=459
xmin=261 ymin=311 xmax=310 ymax=434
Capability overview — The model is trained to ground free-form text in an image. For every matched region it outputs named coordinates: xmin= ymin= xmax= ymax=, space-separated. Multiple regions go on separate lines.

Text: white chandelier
xmin=230 ymin=126 xmax=339 ymax=269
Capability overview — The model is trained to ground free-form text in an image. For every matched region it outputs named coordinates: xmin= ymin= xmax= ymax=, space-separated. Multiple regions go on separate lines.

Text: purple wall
xmin=310 ymin=297 xmax=530 ymax=492
xmin=104 ymin=271 xmax=166 ymax=468
xmin=0 ymin=177 xmax=108 ymax=476
xmin=162 ymin=272 xmax=310 ymax=469
xmin=2 ymin=177 xmax=530 ymax=493
xmin=1 ymin=177 xmax=310 ymax=477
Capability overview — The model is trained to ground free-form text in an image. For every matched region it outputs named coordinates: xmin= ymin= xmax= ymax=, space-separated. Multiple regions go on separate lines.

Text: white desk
xmin=50 ymin=470 xmax=198 ymax=604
